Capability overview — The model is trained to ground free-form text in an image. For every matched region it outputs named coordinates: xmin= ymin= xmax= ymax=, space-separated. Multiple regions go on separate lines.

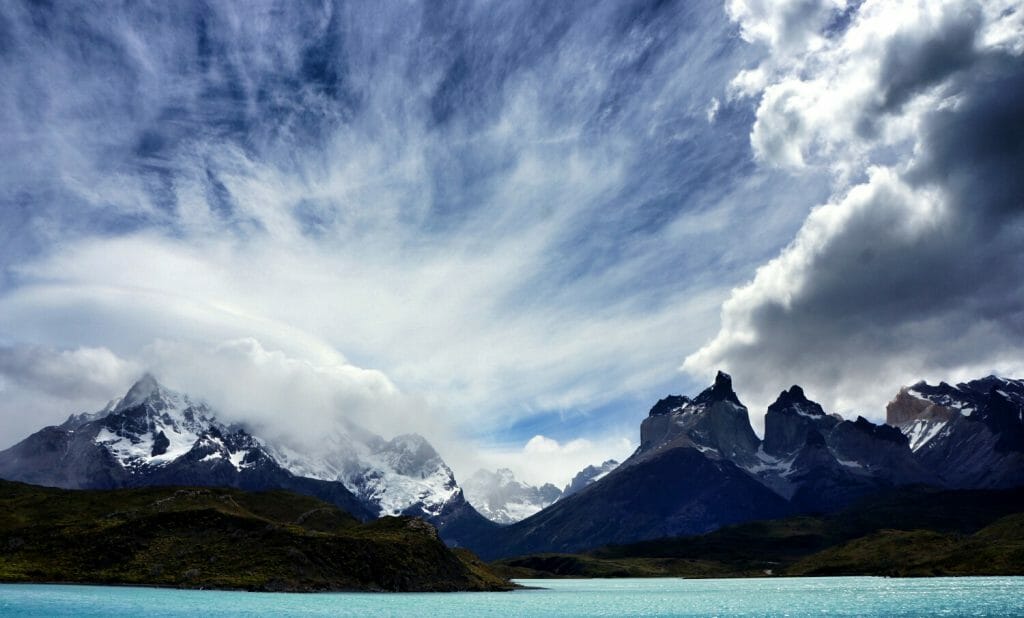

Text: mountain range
xmin=0 ymin=374 xmax=498 ymax=539
xmin=1 ymin=370 xmax=1023 ymax=562
xmin=461 ymin=459 xmax=620 ymax=524
xmin=454 ymin=371 xmax=1024 ymax=559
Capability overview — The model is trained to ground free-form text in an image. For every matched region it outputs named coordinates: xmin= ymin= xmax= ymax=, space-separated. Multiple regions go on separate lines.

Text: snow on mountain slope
xmin=888 ymin=376 xmax=1024 ymax=452
xmin=268 ymin=425 xmax=464 ymax=520
xmin=95 ymin=376 xmax=469 ymax=520
xmin=462 ymin=468 xmax=562 ymax=524
xmin=0 ymin=375 xmax=473 ymax=524
xmin=886 ymin=376 xmax=1024 ymax=488
xmin=84 ymin=374 xmax=257 ymax=471
xmin=561 ymin=459 xmax=620 ymax=498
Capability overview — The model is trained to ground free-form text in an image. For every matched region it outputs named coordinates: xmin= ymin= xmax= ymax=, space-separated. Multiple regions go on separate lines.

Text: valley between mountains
xmin=1 ymin=370 xmax=1023 ymax=588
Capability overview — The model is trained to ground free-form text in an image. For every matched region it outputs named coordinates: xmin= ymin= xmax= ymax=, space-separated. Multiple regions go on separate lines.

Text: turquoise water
xmin=2 ymin=577 xmax=1023 ymax=616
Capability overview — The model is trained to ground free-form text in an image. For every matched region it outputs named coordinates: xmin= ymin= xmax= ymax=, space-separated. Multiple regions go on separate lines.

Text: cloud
xmin=0 ymin=345 xmax=138 ymax=400
xmin=468 ymin=434 xmax=635 ymax=488
xmin=141 ymin=338 xmax=419 ymax=447
xmin=0 ymin=345 xmax=140 ymax=444
xmin=726 ymin=0 xmax=850 ymax=52
xmin=0 ymin=0 xmax=826 ymax=455
xmin=0 ymin=338 xmax=636 ymax=488
xmin=686 ymin=0 xmax=1024 ymax=422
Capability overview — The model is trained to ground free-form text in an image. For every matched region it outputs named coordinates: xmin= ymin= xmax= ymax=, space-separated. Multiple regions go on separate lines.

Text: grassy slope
xmin=0 ymin=480 xmax=512 ymax=592
xmin=493 ymin=487 xmax=1024 ymax=579
xmin=789 ymin=513 xmax=1024 ymax=576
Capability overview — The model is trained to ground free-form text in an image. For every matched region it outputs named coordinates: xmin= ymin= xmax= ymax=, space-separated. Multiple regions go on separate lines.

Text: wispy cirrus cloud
xmin=0 ymin=0 xmax=828 ymax=482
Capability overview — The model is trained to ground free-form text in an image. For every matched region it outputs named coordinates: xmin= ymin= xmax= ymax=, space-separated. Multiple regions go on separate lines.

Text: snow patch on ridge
xmin=903 ymin=418 xmax=948 ymax=452
xmin=270 ymin=429 xmax=462 ymax=519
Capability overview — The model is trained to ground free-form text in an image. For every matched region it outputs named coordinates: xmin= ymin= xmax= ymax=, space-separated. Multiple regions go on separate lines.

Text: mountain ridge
xmin=0 ymin=376 xmax=496 ymax=540
xmin=457 ymin=371 xmax=1024 ymax=559
xmin=2 ymin=370 xmax=1023 ymax=562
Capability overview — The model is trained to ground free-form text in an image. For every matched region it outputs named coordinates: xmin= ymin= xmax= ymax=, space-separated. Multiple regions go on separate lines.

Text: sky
xmin=0 ymin=0 xmax=1022 ymax=487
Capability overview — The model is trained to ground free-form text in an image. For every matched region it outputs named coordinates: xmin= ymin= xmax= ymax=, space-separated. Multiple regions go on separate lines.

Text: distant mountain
xmin=886 ymin=376 xmax=1024 ymax=489
xmin=269 ymin=426 xmax=463 ymax=520
xmin=461 ymin=371 xmax=1024 ymax=560
xmin=561 ymin=459 xmax=619 ymax=498
xmin=462 ymin=461 xmax=624 ymax=525
xmin=0 ymin=375 xmax=496 ymax=539
xmin=463 ymin=373 xmax=794 ymax=559
xmin=0 ymin=375 xmax=376 ymax=519
xmin=462 ymin=468 xmax=562 ymax=524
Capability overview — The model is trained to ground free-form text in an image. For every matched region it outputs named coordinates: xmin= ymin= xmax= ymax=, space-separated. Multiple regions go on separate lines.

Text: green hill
xmin=494 ymin=486 xmax=1024 ymax=579
xmin=0 ymin=480 xmax=512 ymax=592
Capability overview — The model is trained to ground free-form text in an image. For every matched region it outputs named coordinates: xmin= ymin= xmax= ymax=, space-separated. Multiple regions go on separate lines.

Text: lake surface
xmin=2 ymin=577 xmax=1023 ymax=616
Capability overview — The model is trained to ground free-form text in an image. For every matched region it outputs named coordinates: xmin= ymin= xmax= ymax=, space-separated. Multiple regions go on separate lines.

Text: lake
xmin=2 ymin=577 xmax=1023 ymax=616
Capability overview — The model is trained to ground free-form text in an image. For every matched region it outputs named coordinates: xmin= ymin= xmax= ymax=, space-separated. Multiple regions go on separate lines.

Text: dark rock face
xmin=758 ymin=386 xmax=935 ymax=511
xmin=151 ymin=431 xmax=170 ymax=457
xmin=787 ymin=430 xmax=881 ymax=513
xmin=763 ymin=385 xmax=839 ymax=457
xmin=648 ymin=395 xmax=690 ymax=417
xmin=693 ymin=371 xmax=743 ymax=407
xmin=828 ymin=417 xmax=932 ymax=486
xmin=638 ymin=371 xmax=759 ymax=465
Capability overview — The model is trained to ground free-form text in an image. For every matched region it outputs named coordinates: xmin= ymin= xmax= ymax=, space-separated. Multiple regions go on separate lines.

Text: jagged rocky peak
xmin=762 ymin=385 xmax=837 ymax=457
xmin=890 ymin=375 xmax=1024 ymax=441
xmin=882 ymin=374 xmax=1024 ymax=489
xmin=639 ymin=371 xmax=759 ymax=463
xmin=648 ymin=395 xmax=691 ymax=417
xmin=381 ymin=433 xmax=442 ymax=475
xmin=117 ymin=373 xmax=167 ymax=411
xmin=850 ymin=416 xmax=907 ymax=444
xmin=693 ymin=370 xmax=742 ymax=406
xmin=889 ymin=375 xmax=1024 ymax=425
xmin=768 ymin=385 xmax=825 ymax=416
xmin=968 ymin=375 xmax=1024 ymax=403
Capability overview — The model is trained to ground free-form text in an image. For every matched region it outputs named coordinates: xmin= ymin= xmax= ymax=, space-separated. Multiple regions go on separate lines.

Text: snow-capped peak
xmin=116 ymin=373 xmax=163 ymax=411
xmin=87 ymin=376 xmax=252 ymax=472
xmin=463 ymin=468 xmax=563 ymax=524
xmin=269 ymin=427 xmax=463 ymax=520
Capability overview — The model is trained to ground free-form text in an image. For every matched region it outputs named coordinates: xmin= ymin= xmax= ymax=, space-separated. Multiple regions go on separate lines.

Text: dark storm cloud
xmin=687 ymin=1 xmax=1024 ymax=420
xmin=876 ymin=6 xmax=980 ymax=113
xmin=911 ymin=54 xmax=1024 ymax=221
